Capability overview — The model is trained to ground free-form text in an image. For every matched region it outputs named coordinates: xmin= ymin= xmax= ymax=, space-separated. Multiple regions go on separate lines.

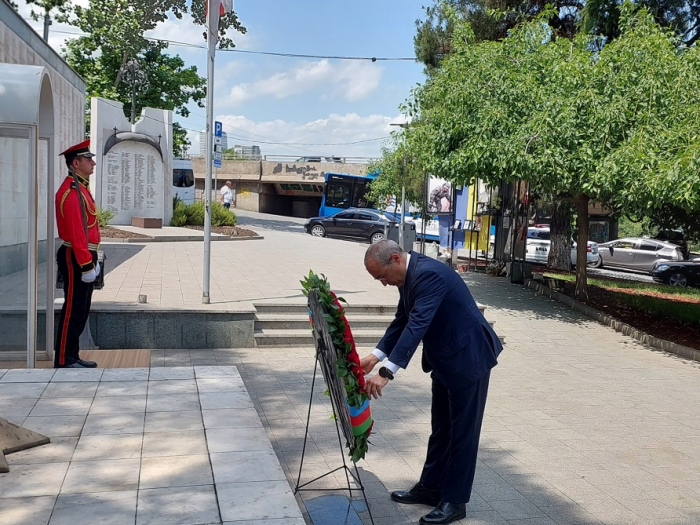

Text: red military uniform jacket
xmin=56 ymin=174 xmax=101 ymax=274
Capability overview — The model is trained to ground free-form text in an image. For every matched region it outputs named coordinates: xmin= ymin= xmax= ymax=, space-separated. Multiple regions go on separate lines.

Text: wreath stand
xmin=294 ymin=290 xmax=376 ymax=525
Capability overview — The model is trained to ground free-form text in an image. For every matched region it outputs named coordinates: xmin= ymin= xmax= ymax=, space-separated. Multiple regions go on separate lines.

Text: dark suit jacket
xmin=377 ymin=252 xmax=503 ymax=389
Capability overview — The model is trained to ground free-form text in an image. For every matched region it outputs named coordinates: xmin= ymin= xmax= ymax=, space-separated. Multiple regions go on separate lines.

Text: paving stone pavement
xmin=150 ymin=272 xmax=700 ymax=525
xmin=0 ymin=366 xmax=304 ymax=525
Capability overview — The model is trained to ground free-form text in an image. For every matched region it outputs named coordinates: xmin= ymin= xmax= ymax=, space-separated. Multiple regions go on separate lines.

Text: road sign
xmin=214 ymin=121 xmax=223 ymax=138
xmin=214 ymin=158 xmax=222 ymax=168
xmin=214 ymin=150 xmax=221 ymax=160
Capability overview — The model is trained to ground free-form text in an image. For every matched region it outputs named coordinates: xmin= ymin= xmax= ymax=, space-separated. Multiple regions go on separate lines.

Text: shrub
xmin=169 ymin=201 xmax=237 ymax=227
xmin=212 ymin=203 xmax=237 ymax=227
xmin=185 ymin=202 xmax=206 ymax=225
xmin=97 ymin=208 xmax=115 ymax=228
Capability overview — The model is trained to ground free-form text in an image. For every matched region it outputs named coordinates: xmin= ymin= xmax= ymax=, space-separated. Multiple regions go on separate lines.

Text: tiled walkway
xmin=0 ymin=366 xmax=303 ymax=525
xmin=145 ymin=273 xmax=700 ymax=525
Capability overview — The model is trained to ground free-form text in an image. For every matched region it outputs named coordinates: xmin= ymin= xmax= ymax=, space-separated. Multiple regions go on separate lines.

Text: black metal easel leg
xmin=331 ymin=401 xmax=353 ymax=497
xmin=293 ymin=355 xmax=376 ymax=525
xmin=295 ymin=354 xmax=319 ymax=493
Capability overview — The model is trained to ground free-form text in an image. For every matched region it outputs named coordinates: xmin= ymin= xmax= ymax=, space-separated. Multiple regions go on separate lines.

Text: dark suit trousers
xmin=54 ymin=245 xmax=94 ymax=367
xmin=419 ymin=371 xmax=490 ymax=504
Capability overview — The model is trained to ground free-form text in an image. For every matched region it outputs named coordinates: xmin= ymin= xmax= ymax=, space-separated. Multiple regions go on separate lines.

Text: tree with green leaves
xmin=415 ymin=0 xmax=582 ymax=76
xmin=61 ymin=0 xmax=246 ymax=155
xmin=24 ymin=0 xmax=71 ymax=41
xmin=403 ymin=4 xmax=700 ymax=299
xmin=581 ymin=0 xmax=700 ymax=45
xmin=366 ymin=133 xmax=427 ymax=216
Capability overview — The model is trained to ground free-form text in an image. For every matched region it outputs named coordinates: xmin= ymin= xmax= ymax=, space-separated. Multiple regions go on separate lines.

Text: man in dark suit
xmin=362 ymin=240 xmax=503 ymax=525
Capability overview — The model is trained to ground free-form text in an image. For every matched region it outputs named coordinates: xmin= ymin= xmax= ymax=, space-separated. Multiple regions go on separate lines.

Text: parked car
xmin=653 ymin=230 xmax=690 ymax=260
xmin=305 ymin=208 xmax=387 ymax=243
xmin=524 ymin=227 xmax=598 ymax=266
xmin=594 ymin=237 xmax=683 ymax=272
xmin=652 ymin=260 xmax=700 ymax=287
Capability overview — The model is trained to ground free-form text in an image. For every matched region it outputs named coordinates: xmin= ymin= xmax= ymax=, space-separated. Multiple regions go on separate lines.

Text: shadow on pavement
xmin=235 ymin=211 xmax=306 ymax=234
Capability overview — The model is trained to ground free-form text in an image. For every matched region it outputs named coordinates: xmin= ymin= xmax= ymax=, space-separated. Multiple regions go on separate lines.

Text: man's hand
xmin=360 ymin=354 xmax=380 ymax=375
xmin=81 ymin=268 xmax=97 ymax=283
xmin=365 ymin=374 xmax=389 ymax=399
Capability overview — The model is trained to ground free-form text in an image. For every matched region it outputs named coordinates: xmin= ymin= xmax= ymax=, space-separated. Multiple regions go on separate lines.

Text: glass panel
xmin=639 ymin=241 xmax=659 ymax=251
xmin=38 ymin=138 xmax=51 ymax=357
xmin=0 ymin=126 xmax=31 ymax=358
xmin=352 ymin=179 xmax=373 ymax=208
xmin=326 ymin=182 xmax=351 ymax=208
xmin=173 ymin=169 xmax=194 ymax=187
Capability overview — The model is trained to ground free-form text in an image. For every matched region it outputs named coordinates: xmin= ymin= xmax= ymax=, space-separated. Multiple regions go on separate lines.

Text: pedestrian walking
xmin=361 ymin=240 xmax=503 ymax=525
xmin=220 ymin=180 xmax=234 ymax=210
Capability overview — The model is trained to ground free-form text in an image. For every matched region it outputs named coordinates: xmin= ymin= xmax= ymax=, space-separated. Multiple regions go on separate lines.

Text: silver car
xmin=594 ymin=238 xmax=683 ymax=272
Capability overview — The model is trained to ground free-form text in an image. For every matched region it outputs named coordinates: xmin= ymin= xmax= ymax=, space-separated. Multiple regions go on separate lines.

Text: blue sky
xmin=20 ymin=0 xmax=429 ymax=158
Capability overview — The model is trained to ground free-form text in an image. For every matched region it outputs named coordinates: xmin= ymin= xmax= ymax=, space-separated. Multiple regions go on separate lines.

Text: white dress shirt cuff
xmin=371 ymin=348 xmax=387 ymax=361
xmin=384 ymin=361 xmax=400 ymax=375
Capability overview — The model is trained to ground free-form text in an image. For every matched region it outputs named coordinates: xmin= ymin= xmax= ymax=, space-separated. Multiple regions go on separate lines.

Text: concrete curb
xmin=524 ymin=278 xmax=700 ymax=363
xmin=101 ymin=234 xmax=264 ymax=243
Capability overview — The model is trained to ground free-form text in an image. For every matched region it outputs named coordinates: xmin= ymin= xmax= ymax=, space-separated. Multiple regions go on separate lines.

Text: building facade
xmin=233 ymin=144 xmax=261 ymax=160
xmin=199 ymin=129 xmax=228 ymax=154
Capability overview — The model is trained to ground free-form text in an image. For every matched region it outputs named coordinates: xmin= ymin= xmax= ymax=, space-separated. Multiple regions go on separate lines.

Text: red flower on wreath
xmin=330 ymin=291 xmax=366 ymax=390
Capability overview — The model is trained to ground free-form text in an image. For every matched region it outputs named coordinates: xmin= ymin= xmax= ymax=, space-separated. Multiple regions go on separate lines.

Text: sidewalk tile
xmin=0 ymin=496 xmax=56 ymax=525
xmin=49 ymin=490 xmax=137 ymax=525
xmin=217 ymin=481 xmax=303 ymax=522
xmin=60 ymin=458 xmax=140 ymax=493
xmin=136 ymin=485 xmax=219 ymax=525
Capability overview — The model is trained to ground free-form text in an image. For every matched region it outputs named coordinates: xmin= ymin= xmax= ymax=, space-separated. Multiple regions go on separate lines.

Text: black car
xmin=651 ymin=260 xmax=700 ymax=288
xmin=653 ymin=230 xmax=690 ymax=260
xmin=305 ymin=209 xmax=387 ymax=244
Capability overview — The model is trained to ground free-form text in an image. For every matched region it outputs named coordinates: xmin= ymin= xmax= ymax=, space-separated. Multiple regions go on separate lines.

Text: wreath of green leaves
xmin=301 ymin=270 xmax=371 ymax=462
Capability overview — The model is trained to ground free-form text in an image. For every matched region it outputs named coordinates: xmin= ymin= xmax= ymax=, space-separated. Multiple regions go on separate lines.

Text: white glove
xmin=82 ymin=269 xmax=97 ymax=283
xmin=95 ymin=263 xmax=101 ymax=277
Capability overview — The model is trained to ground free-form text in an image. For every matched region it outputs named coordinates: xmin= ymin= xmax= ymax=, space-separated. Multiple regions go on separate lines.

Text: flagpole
xmin=203 ymin=2 xmax=217 ymax=304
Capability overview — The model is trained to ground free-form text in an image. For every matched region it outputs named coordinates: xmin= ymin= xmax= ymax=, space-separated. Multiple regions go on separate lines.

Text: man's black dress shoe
xmin=390 ymin=483 xmax=441 ymax=507
xmin=419 ymin=502 xmax=467 ymax=525
xmin=56 ymin=362 xmax=86 ymax=368
xmin=76 ymin=359 xmax=97 ymax=368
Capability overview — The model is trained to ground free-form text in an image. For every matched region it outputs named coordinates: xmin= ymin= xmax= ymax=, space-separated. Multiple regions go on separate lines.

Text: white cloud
xmin=192 ymin=112 xmax=399 ymax=158
xmin=223 ymin=59 xmax=382 ymax=106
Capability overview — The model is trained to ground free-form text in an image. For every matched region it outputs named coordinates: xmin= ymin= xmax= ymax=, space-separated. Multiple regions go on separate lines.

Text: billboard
xmin=427 ymin=177 xmax=452 ymax=215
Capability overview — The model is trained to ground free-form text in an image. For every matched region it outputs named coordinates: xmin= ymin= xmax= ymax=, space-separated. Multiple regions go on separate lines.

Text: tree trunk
xmin=574 ymin=194 xmax=590 ymax=301
xmin=547 ymin=200 xmax=572 ymax=271
xmin=113 ymin=50 xmax=129 ymax=90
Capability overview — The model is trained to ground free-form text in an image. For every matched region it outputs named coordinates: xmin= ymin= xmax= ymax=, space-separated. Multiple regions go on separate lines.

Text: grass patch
xmin=544 ymin=272 xmax=700 ymax=300
xmin=544 ymin=271 xmax=700 ymax=325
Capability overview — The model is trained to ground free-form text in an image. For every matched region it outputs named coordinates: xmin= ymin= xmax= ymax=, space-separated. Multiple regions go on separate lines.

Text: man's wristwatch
xmin=378 ymin=366 xmax=394 ymax=381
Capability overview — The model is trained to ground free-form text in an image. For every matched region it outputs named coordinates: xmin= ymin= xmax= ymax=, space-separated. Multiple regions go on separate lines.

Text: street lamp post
xmin=389 ymin=123 xmax=408 ymax=250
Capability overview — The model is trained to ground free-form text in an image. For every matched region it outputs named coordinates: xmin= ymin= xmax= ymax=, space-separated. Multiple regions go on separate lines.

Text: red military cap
xmin=59 ymin=139 xmax=95 ymax=162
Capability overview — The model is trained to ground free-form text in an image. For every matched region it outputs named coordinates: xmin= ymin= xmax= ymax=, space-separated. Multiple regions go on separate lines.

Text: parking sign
xmin=214 ymin=121 xmax=222 ymax=138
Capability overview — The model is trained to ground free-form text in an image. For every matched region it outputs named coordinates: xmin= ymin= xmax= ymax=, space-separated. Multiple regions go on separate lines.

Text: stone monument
xmin=90 ymin=97 xmax=173 ymax=226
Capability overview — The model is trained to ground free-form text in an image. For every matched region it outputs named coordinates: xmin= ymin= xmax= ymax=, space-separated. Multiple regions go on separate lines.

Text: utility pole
xmin=43 ymin=11 xmax=51 ymax=42
xmin=390 ymin=123 xmax=408 ymax=250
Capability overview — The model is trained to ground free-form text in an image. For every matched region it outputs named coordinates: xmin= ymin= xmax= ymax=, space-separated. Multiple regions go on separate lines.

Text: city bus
xmin=318 ymin=172 xmax=377 ymax=216
xmin=173 ymin=158 xmax=195 ymax=205
xmin=318 ymin=172 xmax=439 ymax=241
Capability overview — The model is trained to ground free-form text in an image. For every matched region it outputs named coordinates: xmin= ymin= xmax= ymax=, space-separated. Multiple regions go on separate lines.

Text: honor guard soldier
xmin=55 ymin=139 xmax=101 ymax=368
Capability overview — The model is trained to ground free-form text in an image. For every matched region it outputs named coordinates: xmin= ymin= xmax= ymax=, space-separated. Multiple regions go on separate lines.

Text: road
xmin=586 ymin=266 xmax=654 ymax=283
